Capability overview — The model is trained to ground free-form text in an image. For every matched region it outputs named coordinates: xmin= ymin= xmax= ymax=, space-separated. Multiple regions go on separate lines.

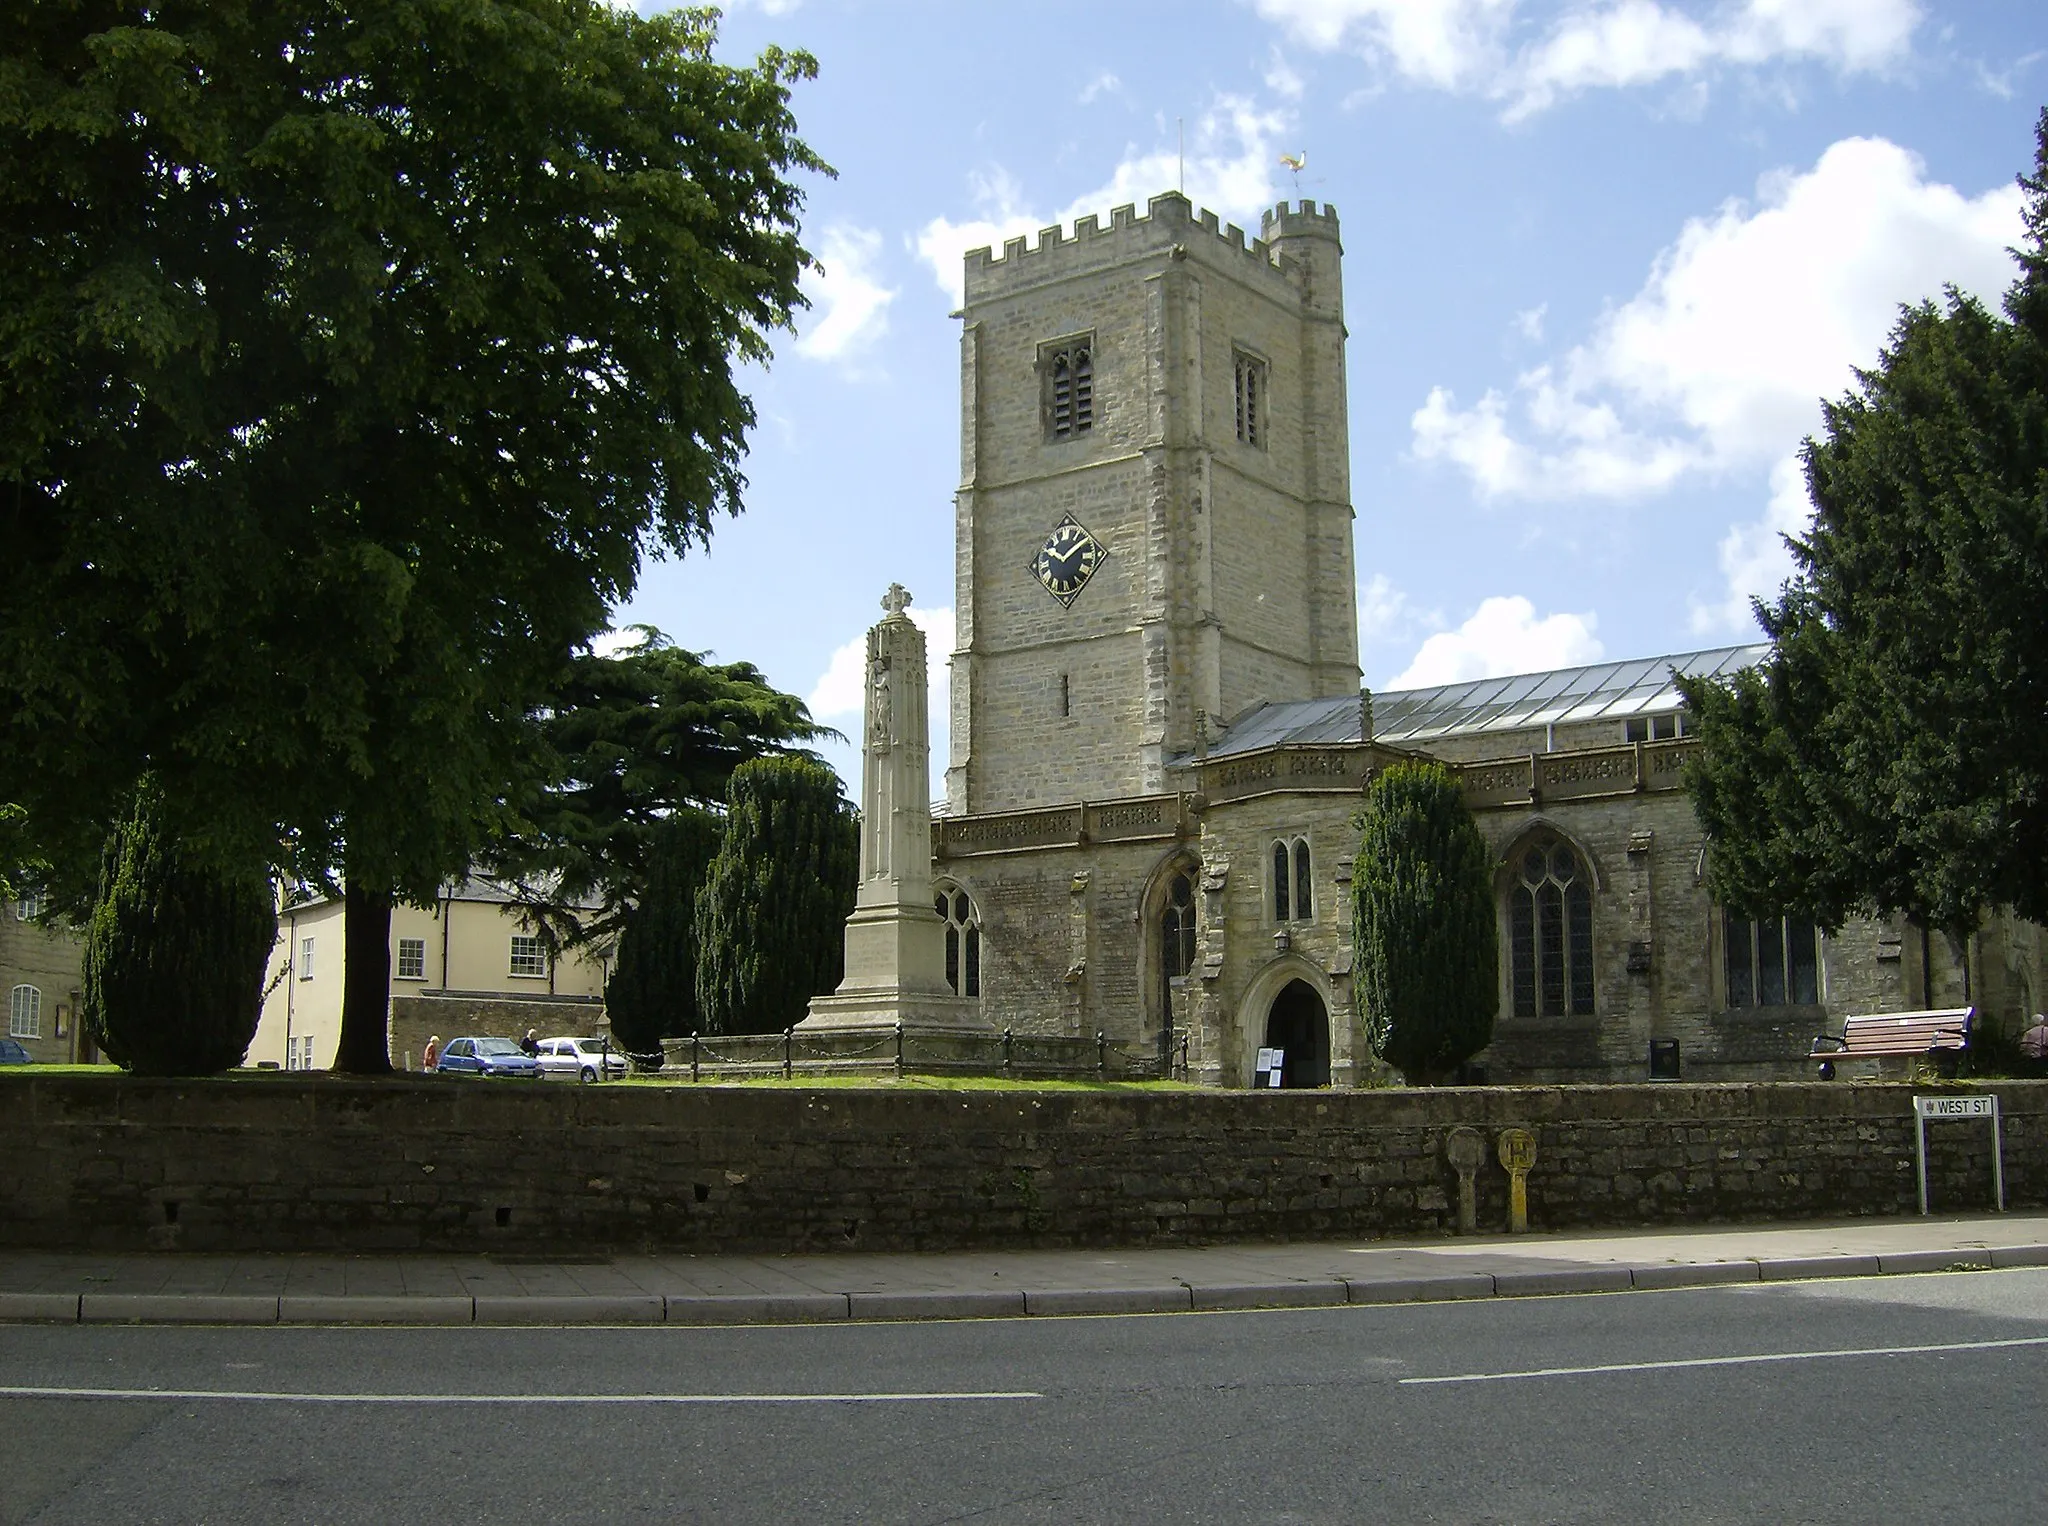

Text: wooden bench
xmin=1811 ymin=1008 xmax=1973 ymax=1079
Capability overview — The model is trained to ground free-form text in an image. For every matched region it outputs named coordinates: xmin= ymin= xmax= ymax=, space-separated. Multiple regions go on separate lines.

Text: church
xmin=918 ymin=190 xmax=2042 ymax=1086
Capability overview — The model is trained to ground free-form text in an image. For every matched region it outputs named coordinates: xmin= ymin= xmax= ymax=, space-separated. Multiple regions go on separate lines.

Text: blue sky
xmin=613 ymin=0 xmax=2047 ymax=786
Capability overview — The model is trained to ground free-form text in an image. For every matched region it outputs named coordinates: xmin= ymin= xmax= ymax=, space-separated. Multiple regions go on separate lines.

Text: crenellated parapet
xmin=962 ymin=192 xmax=1341 ymax=303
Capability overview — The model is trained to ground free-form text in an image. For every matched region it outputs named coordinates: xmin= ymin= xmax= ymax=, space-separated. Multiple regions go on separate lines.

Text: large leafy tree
xmin=0 ymin=2 xmax=822 ymax=1070
xmin=82 ymin=783 xmax=278 ymax=1076
xmin=1678 ymin=109 xmax=2048 ymax=978
xmin=695 ymin=757 xmax=857 ymax=1036
xmin=1352 ymin=760 xmax=1498 ymax=1084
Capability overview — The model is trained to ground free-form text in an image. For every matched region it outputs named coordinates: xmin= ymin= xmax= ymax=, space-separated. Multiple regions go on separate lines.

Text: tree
xmin=82 ymin=784 xmax=278 ymax=1076
xmin=498 ymin=628 xmax=831 ymax=953
xmin=1678 ymin=108 xmax=2048 ymax=979
xmin=603 ymin=809 xmax=722 ymax=1066
xmin=695 ymin=758 xmax=857 ymax=1036
xmin=1352 ymin=760 xmax=1498 ymax=1084
xmin=0 ymin=2 xmax=823 ymax=1071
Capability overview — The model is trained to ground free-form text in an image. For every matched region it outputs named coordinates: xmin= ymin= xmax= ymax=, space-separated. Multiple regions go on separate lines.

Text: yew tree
xmin=1678 ymin=109 xmax=2048 ymax=970
xmin=0 ymin=2 xmax=822 ymax=1070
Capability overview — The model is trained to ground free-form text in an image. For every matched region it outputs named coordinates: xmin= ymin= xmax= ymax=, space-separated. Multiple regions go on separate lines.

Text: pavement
xmin=5 ymin=1211 xmax=2046 ymax=1326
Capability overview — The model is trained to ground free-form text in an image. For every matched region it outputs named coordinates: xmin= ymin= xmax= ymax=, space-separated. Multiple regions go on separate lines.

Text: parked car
xmin=535 ymin=1037 xmax=628 ymax=1083
xmin=433 ymin=1036 xmax=544 ymax=1078
xmin=0 ymin=1038 xmax=32 ymax=1065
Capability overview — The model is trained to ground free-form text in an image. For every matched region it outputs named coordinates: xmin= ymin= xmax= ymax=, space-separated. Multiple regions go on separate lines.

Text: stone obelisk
xmin=801 ymin=585 xmax=985 ymax=1032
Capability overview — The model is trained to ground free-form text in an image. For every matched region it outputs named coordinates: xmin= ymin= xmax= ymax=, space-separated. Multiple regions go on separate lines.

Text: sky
xmin=611 ymin=0 xmax=2048 ymax=787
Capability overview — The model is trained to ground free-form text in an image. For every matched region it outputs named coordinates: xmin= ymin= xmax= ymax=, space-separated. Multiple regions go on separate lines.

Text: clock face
xmin=1030 ymin=514 xmax=1107 ymax=608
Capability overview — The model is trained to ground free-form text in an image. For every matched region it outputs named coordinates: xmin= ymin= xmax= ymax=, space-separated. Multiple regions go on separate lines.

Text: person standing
xmin=423 ymin=1034 xmax=442 ymax=1070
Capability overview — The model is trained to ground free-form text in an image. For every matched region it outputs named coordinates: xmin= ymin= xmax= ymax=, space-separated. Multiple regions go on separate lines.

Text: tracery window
xmin=1273 ymin=839 xmax=1312 ymax=923
xmin=1724 ymin=912 xmax=1819 ymax=1008
xmin=936 ymin=887 xmax=981 ymax=998
xmin=1509 ymin=839 xmax=1594 ymax=1018
xmin=1161 ymin=871 xmax=1196 ymax=981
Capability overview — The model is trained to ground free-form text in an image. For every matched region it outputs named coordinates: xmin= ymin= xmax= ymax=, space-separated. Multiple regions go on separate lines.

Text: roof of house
xmin=1198 ymin=644 xmax=1768 ymax=759
xmin=282 ymin=873 xmax=605 ymax=916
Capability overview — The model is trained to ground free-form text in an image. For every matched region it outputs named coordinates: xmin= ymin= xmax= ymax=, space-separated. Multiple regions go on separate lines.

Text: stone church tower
xmin=947 ymin=193 xmax=1361 ymax=814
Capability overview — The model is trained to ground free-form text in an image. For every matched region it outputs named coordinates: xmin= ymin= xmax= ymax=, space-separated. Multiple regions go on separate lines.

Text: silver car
xmin=535 ymin=1036 xmax=628 ymax=1083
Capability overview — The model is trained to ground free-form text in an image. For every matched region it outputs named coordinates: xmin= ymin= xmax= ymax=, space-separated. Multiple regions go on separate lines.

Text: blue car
xmin=0 ymin=1038 xmax=32 ymax=1065
xmin=433 ymin=1036 xmax=544 ymax=1078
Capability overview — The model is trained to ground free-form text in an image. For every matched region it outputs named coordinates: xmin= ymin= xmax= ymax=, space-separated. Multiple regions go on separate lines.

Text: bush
xmin=82 ymin=784 xmax=277 ymax=1075
xmin=604 ymin=810 xmax=723 ymax=1065
xmin=1352 ymin=760 xmax=1498 ymax=1083
xmin=695 ymin=758 xmax=857 ymax=1035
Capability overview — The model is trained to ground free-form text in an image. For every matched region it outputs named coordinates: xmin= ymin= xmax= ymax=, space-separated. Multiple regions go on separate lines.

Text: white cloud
xmin=1387 ymin=596 xmax=1603 ymax=688
xmin=1689 ymin=454 xmax=1808 ymax=635
xmin=793 ymin=225 xmax=896 ymax=366
xmin=1247 ymin=0 xmax=1922 ymax=118
xmin=1357 ymin=573 xmax=1415 ymax=642
xmin=1265 ymin=49 xmax=1308 ymax=99
xmin=1079 ymin=71 xmax=1122 ymax=104
xmin=808 ymin=602 xmax=957 ymax=771
xmin=1512 ymin=301 xmax=1546 ymax=341
xmin=914 ymin=94 xmax=1290 ymax=303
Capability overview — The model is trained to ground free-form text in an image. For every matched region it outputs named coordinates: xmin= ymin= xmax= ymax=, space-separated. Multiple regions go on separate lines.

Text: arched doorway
xmin=1263 ymin=980 xmax=1330 ymax=1088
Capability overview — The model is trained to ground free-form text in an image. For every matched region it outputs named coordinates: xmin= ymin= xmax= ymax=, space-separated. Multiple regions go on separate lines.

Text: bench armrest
xmin=1810 ymin=1034 xmax=1847 ymax=1054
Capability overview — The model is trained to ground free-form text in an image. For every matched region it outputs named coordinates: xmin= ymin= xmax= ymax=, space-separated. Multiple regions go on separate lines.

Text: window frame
xmin=9 ymin=984 xmax=41 ymax=1040
xmin=298 ymin=937 xmax=315 ymax=980
xmin=1506 ymin=837 xmax=1596 ymax=1019
xmin=395 ymin=937 xmax=427 ymax=982
xmin=1272 ymin=838 xmax=1312 ymax=924
xmin=508 ymin=935 xmax=548 ymax=979
xmin=935 ymin=886 xmax=982 ymax=999
xmin=1721 ymin=910 xmax=1822 ymax=1010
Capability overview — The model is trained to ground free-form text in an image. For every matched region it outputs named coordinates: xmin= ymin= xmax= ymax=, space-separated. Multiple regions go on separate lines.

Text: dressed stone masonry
xmin=803 ymin=585 xmax=985 ymax=1034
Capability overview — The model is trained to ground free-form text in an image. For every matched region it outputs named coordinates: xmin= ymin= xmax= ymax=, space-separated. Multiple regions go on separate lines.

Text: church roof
xmin=1204 ymin=644 xmax=1769 ymax=756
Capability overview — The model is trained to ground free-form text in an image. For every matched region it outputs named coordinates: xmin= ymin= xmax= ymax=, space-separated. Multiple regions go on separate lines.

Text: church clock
xmin=1030 ymin=514 xmax=1107 ymax=609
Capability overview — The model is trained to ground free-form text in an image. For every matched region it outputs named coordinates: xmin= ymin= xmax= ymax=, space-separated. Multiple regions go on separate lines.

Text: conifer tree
xmin=604 ymin=809 xmax=722 ymax=1065
xmin=82 ymin=785 xmax=278 ymax=1076
xmin=695 ymin=758 xmax=857 ymax=1035
xmin=1352 ymin=761 xmax=1498 ymax=1083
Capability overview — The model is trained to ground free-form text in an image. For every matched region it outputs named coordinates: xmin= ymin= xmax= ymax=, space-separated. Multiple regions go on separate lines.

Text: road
xmin=4 ymin=1268 xmax=2046 ymax=1524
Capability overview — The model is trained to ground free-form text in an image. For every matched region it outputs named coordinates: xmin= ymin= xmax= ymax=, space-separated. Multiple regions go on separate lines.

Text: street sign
xmin=1912 ymin=1094 xmax=2004 ymax=1214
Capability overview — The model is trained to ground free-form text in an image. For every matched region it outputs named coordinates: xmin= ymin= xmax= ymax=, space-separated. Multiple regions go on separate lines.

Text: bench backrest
xmin=1837 ymin=1007 xmax=1974 ymax=1054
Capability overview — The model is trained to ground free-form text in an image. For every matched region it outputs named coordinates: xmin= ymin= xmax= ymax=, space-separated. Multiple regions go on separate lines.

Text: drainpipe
xmin=284 ymin=910 xmax=297 ymax=1067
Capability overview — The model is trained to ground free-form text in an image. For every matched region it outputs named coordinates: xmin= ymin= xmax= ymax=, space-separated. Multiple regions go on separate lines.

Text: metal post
xmin=690 ymin=1033 xmax=700 ymax=1083
xmin=895 ymin=1020 xmax=904 ymax=1076
xmin=1003 ymin=1028 xmax=1013 ymax=1075
xmin=1993 ymin=1099 xmax=2006 ymax=1211
xmin=783 ymin=1027 xmax=793 ymax=1079
xmin=1097 ymin=1031 xmax=1106 ymax=1077
xmin=1916 ymin=1109 xmax=1929 ymax=1215
xmin=1179 ymin=1035 xmax=1189 ymax=1081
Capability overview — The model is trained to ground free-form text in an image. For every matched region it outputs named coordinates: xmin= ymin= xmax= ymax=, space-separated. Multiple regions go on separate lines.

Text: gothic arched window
xmin=1273 ymin=838 xmax=1312 ymax=923
xmin=1509 ymin=840 xmax=1594 ymax=1018
xmin=936 ymin=887 xmax=981 ymax=998
xmin=1162 ymin=871 xmax=1196 ymax=981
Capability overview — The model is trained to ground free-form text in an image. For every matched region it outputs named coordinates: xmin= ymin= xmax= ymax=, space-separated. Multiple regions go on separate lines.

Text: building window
xmin=1509 ymin=839 xmax=1595 ymax=1018
xmin=1625 ymin=713 xmax=1685 ymax=742
xmin=1042 ymin=336 xmax=1094 ymax=439
xmin=1725 ymin=912 xmax=1820 ymax=1008
xmin=1162 ymin=870 xmax=1197 ymax=980
xmin=936 ymin=888 xmax=981 ymax=998
xmin=9 ymin=985 xmax=41 ymax=1040
xmin=1273 ymin=839 xmax=1312 ymax=923
xmin=298 ymin=937 xmax=315 ymax=980
xmin=509 ymin=935 xmax=547 ymax=978
xmin=396 ymin=938 xmax=426 ymax=981
xmin=15 ymin=894 xmax=43 ymax=922
xmin=1234 ymin=351 xmax=1268 ymax=447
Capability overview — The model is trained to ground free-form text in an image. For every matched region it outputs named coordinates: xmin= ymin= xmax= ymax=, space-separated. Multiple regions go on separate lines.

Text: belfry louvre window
xmin=937 ymin=888 xmax=981 ymax=998
xmin=1724 ymin=912 xmax=1819 ymax=1008
xmin=1234 ymin=351 xmax=1268 ymax=446
xmin=1509 ymin=840 xmax=1594 ymax=1018
xmin=1043 ymin=337 xmax=1094 ymax=439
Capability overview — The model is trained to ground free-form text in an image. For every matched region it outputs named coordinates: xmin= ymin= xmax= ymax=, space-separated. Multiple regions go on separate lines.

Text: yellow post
xmin=1497 ymin=1127 xmax=1536 ymax=1233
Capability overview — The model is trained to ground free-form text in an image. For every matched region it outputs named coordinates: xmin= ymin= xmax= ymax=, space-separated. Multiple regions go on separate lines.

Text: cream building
xmin=922 ymin=192 xmax=2044 ymax=1086
xmin=2 ymin=895 xmax=90 ymax=1063
xmin=252 ymin=878 xmax=610 ymax=1072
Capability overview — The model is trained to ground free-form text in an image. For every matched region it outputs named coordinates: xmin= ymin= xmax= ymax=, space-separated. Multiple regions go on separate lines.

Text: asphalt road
xmin=4 ymin=1268 xmax=2046 ymax=1524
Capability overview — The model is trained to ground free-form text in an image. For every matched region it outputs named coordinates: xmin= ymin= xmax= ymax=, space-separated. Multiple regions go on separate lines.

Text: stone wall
xmin=3 ymin=1074 xmax=2040 ymax=1254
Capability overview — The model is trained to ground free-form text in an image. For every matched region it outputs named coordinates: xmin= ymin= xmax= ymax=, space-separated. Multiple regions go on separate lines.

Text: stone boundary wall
xmin=2 ymin=1076 xmax=2041 ymax=1254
